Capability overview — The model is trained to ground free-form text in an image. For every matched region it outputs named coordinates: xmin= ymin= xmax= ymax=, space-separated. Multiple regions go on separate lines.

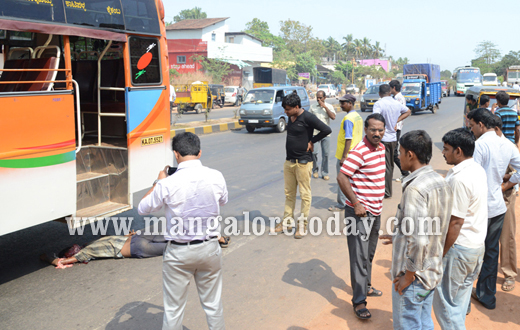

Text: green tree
xmin=295 ymin=51 xmax=317 ymax=77
xmin=353 ymin=39 xmax=363 ymax=60
xmin=191 ymin=54 xmax=231 ymax=83
xmin=279 ymin=19 xmax=314 ymax=55
xmin=244 ymin=18 xmax=284 ymax=51
xmin=441 ymin=70 xmax=452 ymax=80
xmin=495 ymin=50 xmax=520 ymax=76
xmin=342 ymin=34 xmax=354 ymax=59
xmin=174 ymin=7 xmax=207 ymax=22
xmin=474 ymin=41 xmax=501 ymax=65
xmin=362 ymin=37 xmax=371 ymax=59
xmin=330 ymin=70 xmax=346 ymax=85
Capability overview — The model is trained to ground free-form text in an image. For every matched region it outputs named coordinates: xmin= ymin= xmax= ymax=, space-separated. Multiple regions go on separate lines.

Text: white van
xmin=483 ymin=73 xmax=498 ymax=86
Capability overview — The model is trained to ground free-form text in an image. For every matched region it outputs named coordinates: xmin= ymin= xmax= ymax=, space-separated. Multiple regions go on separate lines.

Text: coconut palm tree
xmin=362 ymin=37 xmax=371 ymax=59
xmin=342 ymin=34 xmax=354 ymax=58
xmin=373 ymin=41 xmax=383 ymax=58
xmin=353 ymin=39 xmax=363 ymax=60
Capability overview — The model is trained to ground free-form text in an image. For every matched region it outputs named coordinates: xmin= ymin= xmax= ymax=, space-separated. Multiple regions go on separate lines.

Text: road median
xmin=170 ymin=118 xmax=242 ymax=137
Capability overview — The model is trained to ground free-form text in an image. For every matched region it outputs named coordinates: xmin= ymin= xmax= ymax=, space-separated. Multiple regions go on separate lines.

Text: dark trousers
xmin=382 ymin=141 xmax=397 ymax=197
xmin=394 ymin=130 xmax=407 ymax=176
xmin=345 ymin=206 xmax=381 ymax=307
xmin=475 ymin=212 xmax=506 ymax=309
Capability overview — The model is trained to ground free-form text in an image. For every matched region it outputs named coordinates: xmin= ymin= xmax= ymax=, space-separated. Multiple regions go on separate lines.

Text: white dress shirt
xmin=309 ymin=102 xmax=335 ymax=136
xmin=445 ymin=159 xmax=488 ymax=248
xmin=170 ymin=85 xmax=176 ymax=102
xmin=394 ymin=92 xmax=406 ymax=131
xmin=473 ymin=131 xmax=520 ymax=218
xmin=373 ymin=96 xmax=409 ymax=142
xmin=138 ymin=159 xmax=228 ymax=242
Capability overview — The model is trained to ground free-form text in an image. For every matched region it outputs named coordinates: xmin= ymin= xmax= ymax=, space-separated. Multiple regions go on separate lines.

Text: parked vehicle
xmin=482 ymin=73 xmax=498 ymax=86
xmin=453 ymin=66 xmax=482 ymax=95
xmin=345 ymin=84 xmax=360 ymax=94
xmin=441 ymin=80 xmax=450 ymax=97
xmin=225 ymin=86 xmax=240 ymax=105
xmin=238 ymin=86 xmax=310 ymax=133
xmin=253 ymin=67 xmax=290 ymax=88
xmin=506 ymin=66 xmax=520 ymax=85
xmin=360 ymin=84 xmax=381 ymax=112
xmin=403 ymin=64 xmax=442 ymax=114
xmin=317 ymin=84 xmax=337 ymax=97
xmin=174 ymin=82 xmax=213 ymax=114
xmin=209 ymin=84 xmax=225 ymax=108
xmin=463 ymin=86 xmax=520 ymax=129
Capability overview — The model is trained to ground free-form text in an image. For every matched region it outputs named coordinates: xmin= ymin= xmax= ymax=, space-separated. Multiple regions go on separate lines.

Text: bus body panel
xmin=126 ymin=86 xmax=170 ymax=195
xmin=0 ymin=93 xmax=76 ymax=235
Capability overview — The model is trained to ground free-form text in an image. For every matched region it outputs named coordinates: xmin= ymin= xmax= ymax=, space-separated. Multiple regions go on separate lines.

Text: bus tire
xmin=195 ymin=104 xmax=203 ymax=114
xmin=246 ymin=125 xmax=255 ymax=133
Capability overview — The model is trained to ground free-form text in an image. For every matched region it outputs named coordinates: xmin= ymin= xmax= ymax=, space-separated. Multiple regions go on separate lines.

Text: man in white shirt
xmin=373 ymin=84 xmax=411 ymax=198
xmin=433 ymin=128 xmax=488 ymax=328
xmin=169 ymin=84 xmax=176 ymax=110
xmin=513 ymin=82 xmax=520 ymax=90
xmin=309 ymin=90 xmax=336 ymax=180
xmin=467 ymin=108 xmax=520 ymax=310
xmin=138 ymin=132 xmax=228 ymax=330
xmin=389 ymin=80 xmax=410 ymax=181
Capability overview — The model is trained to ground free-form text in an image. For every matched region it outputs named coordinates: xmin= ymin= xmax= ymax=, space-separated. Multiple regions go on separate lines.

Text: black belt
xmin=170 ymin=236 xmax=217 ymax=246
xmin=288 ymin=159 xmax=310 ymax=164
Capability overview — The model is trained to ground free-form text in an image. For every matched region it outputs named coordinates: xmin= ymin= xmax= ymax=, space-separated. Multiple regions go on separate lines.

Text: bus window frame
xmin=128 ymin=35 xmax=162 ymax=87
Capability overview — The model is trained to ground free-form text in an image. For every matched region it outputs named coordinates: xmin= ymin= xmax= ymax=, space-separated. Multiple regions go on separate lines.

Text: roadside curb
xmin=170 ymin=120 xmax=243 ymax=137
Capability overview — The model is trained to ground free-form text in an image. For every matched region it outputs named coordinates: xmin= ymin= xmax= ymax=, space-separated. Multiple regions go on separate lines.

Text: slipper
xmin=328 ymin=205 xmax=344 ymax=212
xmin=502 ymin=278 xmax=515 ymax=292
xmin=219 ymin=236 xmax=231 ymax=248
xmin=367 ymin=287 xmax=383 ymax=297
xmin=353 ymin=305 xmax=371 ymax=320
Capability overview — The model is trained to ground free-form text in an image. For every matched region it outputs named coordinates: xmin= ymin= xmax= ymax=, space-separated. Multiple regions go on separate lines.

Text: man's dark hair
xmin=466 ymin=94 xmax=475 ymax=102
xmin=282 ymin=90 xmax=301 ymax=108
xmin=316 ymin=90 xmax=326 ymax=98
xmin=400 ymin=130 xmax=432 ymax=164
xmin=467 ymin=108 xmax=496 ymax=129
xmin=379 ymin=84 xmax=391 ymax=95
xmin=496 ymin=91 xmax=510 ymax=106
xmin=479 ymin=94 xmax=490 ymax=106
xmin=494 ymin=114 xmax=503 ymax=130
xmin=365 ymin=113 xmax=386 ymax=128
xmin=389 ymin=80 xmax=401 ymax=92
xmin=442 ymin=128 xmax=475 ymax=158
xmin=171 ymin=132 xmax=200 ymax=156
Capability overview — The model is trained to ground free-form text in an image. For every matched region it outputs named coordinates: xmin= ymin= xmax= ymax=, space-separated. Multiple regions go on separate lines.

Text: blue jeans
xmin=312 ymin=135 xmax=330 ymax=176
xmin=336 ymin=159 xmax=347 ymax=208
xmin=392 ymin=279 xmax=435 ymax=330
xmin=433 ymin=244 xmax=484 ymax=330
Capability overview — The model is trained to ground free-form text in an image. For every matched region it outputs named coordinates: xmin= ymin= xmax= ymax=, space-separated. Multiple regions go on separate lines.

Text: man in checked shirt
xmin=380 ymin=130 xmax=453 ymax=330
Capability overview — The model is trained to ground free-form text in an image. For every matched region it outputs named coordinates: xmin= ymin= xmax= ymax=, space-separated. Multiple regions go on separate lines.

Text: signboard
xmin=298 ymin=73 xmax=310 ymax=79
xmin=365 ymin=79 xmax=376 ymax=88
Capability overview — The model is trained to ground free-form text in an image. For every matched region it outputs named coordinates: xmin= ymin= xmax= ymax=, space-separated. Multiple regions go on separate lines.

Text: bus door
xmin=0 ymin=32 xmax=76 ymax=235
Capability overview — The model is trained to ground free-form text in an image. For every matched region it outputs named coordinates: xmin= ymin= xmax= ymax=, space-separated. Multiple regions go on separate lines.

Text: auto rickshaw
xmin=463 ymin=86 xmax=520 ymax=129
xmin=209 ymin=84 xmax=225 ymax=108
xmin=174 ymin=81 xmax=213 ymax=114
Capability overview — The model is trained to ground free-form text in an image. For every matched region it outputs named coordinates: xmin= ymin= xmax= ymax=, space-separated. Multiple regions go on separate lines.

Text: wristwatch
xmin=153 ymin=179 xmax=159 ymax=186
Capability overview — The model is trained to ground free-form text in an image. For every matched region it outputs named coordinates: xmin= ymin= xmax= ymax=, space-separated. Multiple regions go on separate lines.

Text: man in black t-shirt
xmin=274 ymin=91 xmax=331 ymax=238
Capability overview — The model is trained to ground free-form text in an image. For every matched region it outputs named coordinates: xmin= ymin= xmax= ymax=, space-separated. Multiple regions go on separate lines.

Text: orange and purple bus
xmin=0 ymin=0 xmax=172 ymax=235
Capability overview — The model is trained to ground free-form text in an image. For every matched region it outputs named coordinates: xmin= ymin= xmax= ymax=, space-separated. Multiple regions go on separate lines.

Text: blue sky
xmin=163 ymin=0 xmax=520 ymax=73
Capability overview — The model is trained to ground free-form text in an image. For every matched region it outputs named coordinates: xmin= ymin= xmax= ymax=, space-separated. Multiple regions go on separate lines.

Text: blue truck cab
xmin=402 ymin=64 xmax=442 ymax=114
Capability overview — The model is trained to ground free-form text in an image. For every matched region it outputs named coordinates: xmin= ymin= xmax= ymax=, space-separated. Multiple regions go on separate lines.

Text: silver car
xmin=360 ymin=84 xmax=381 ymax=112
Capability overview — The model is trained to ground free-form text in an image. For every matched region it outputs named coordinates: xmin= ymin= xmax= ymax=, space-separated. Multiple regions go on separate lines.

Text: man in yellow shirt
xmin=329 ymin=93 xmax=364 ymax=211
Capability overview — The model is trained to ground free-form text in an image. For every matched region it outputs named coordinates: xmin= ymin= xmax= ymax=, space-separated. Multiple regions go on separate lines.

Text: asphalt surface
xmin=0 ymin=95 xmax=463 ymax=330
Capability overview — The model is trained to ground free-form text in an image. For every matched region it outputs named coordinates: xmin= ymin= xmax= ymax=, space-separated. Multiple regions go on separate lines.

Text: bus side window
xmin=129 ymin=36 xmax=161 ymax=86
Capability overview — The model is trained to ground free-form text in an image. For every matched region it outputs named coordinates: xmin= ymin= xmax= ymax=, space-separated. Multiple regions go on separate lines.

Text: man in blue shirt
xmin=494 ymin=91 xmax=519 ymax=144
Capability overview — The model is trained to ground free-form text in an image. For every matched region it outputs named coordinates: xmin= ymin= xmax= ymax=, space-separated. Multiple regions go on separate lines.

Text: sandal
xmin=502 ymin=278 xmax=515 ymax=292
xmin=219 ymin=236 xmax=231 ymax=248
xmin=367 ymin=286 xmax=383 ymax=297
xmin=353 ymin=305 xmax=371 ymax=320
xmin=328 ymin=205 xmax=344 ymax=212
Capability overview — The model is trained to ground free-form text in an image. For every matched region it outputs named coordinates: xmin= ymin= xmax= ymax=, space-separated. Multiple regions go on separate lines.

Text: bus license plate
xmin=249 ymin=120 xmax=259 ymax=123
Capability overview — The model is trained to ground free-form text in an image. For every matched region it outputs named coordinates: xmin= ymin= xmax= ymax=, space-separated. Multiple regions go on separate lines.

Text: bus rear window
xmin=122 ymin=0 xmax=160 ymax=34
xmin=129 ymin=36 xmax=161 ymax=86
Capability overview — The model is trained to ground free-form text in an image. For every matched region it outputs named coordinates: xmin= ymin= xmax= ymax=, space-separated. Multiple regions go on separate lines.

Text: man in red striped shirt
xmin=337 ymin=113 xmax=387 ymax=320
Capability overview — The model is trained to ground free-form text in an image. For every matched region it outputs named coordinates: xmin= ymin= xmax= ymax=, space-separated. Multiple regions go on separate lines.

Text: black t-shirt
xmin=286 ymin=110 xmax=332 ymax=161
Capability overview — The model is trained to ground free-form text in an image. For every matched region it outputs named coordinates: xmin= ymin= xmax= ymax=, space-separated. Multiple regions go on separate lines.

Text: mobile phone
xmin=167 ymin=166 xmax=177 ymax=176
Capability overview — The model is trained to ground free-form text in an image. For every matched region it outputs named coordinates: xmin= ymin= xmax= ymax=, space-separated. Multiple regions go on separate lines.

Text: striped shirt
xmin=495 ymin=107 xmax=519 ymax=143
xmin=74 ymin=236 xmax=129 ymax=262
xmin=391 ymin=165 xmax=453 ymax=290
xmin=340 ymin=136 xmax=386 ymax=215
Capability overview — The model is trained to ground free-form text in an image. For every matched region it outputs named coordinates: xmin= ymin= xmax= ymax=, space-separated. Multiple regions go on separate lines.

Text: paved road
xmin=0 ymin=96 xmax=465 ymax=329
xmin=173 ymin=96 xmax=342 ymax=124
